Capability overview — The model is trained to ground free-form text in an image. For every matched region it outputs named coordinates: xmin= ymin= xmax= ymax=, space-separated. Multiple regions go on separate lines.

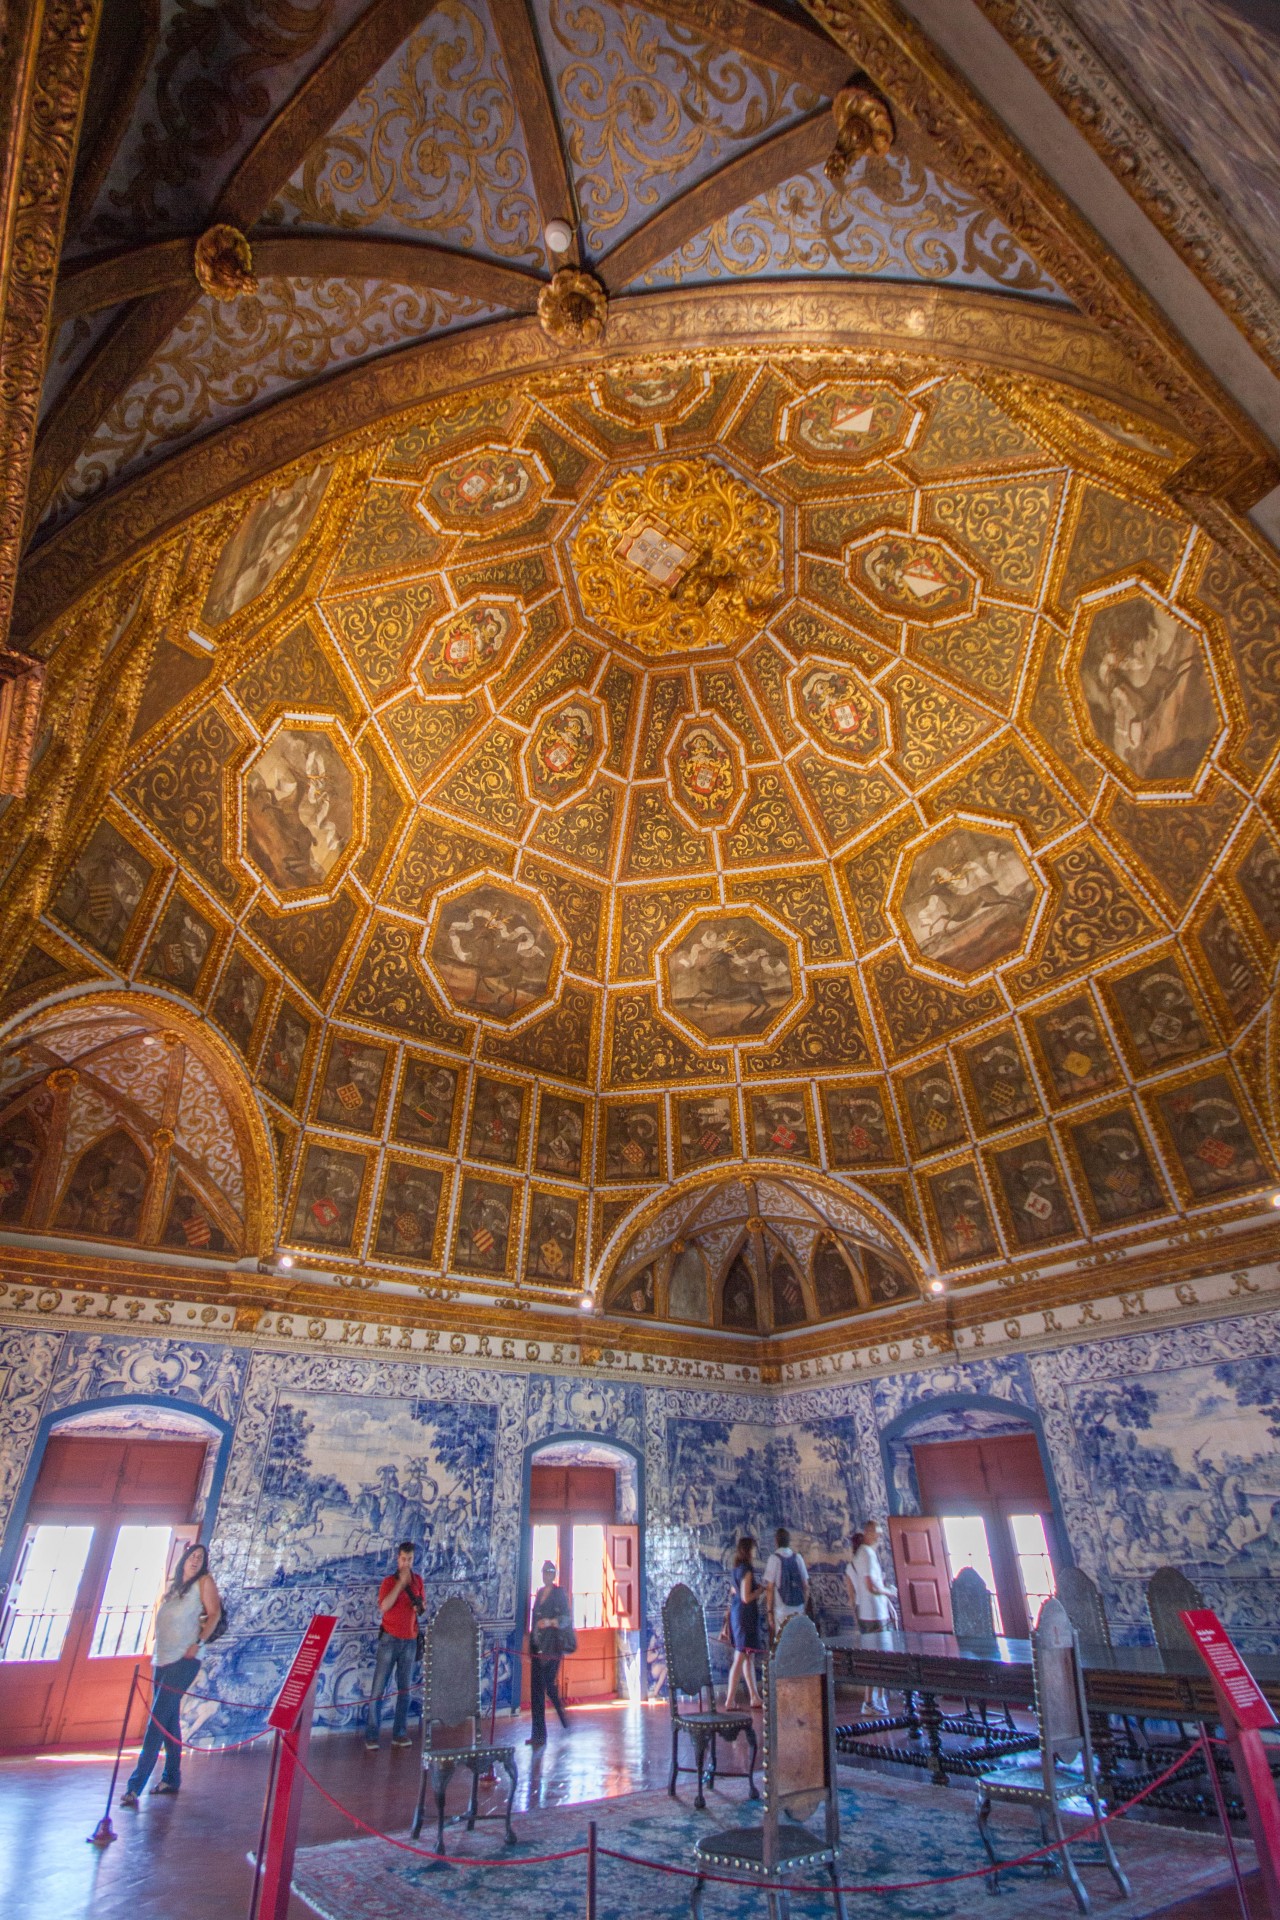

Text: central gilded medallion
xmin=569 ymin=456 xmax=782 ymax=655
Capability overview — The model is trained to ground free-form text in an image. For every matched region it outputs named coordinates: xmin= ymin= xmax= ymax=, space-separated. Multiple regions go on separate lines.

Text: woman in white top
xmin=843 ymin=1521 xmax=894 ymax=1714
xmin=121 ymin=1543 xmax=221 ymax=1804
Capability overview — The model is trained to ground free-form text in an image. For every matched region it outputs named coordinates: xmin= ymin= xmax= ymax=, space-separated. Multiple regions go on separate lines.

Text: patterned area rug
xmin=290 ymin=1767 xmax=1251 ymax=1920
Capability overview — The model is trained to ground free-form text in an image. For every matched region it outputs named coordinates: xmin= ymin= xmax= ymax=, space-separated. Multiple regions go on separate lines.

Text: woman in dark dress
xmin=723 ymin=1535 xmax=763 ymax=1709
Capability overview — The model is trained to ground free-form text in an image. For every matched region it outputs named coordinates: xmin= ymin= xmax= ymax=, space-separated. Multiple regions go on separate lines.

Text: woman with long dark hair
xmin=722 ymin=1536 xmax=763 ymax=1709
xmin=121 ymin=1542 xmax=221 ymax=1804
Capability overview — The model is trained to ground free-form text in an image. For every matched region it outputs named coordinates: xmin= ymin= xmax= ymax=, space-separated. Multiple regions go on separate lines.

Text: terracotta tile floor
xmin=0 ymin=1701 xmax=1262 ymax=1920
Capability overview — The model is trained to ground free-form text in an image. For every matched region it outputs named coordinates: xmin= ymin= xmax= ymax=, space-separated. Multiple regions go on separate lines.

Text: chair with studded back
xmin=691 ymin=1613 xmax=846 ymax=1919
xmin=410 ymin=1597 xmax=518 ymax=1855
xmin=975 ymin=1598 xmax=1131 ymax=1913
xmin=951 ymin=1567 xmax=1018 ymax=1736
xmin=1146 ymin=1567 xmax=1204 ymax=1659
xmin=663 ymin=1583 xmax=758 ymax=1810
xmin=1058 ymin=1567 xmax=1112 ymax=1650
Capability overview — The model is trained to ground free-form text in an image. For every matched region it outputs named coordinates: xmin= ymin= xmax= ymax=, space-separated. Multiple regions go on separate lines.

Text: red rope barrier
xmin=290 ymin=1749 xmax=589 ymax=1868
xmin=600 ymin=1737 xmax=1217 ymax=1895
xmin=278 ymin=1732 xmax=1219 ymax=1893
xmin=133 ymin=1674 xmax=274 ymax=1755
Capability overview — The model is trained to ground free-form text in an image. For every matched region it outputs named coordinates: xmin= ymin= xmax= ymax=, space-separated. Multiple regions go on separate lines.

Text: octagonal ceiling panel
xmin=17 ymin=344 xmax=1280 ymax=1316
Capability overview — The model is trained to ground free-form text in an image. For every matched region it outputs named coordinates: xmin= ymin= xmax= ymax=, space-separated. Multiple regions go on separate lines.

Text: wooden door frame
xmin=0 ymin=1395 xmax=233 ymax=1605
xmin=512 ymin=1431 xmax=646 ymax=1713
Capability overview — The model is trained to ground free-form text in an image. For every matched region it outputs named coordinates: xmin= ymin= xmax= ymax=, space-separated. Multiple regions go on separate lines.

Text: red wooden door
xmin=606 ymin=1525 xmax=639 ymax=1630
xmin=913 ymin=1434 xmax=1053 ymax=1639
xmin=888 ymin=1515 xmax=953 ymax=1633
xmin=0 ymin=1437 xmax=207 ymax=1752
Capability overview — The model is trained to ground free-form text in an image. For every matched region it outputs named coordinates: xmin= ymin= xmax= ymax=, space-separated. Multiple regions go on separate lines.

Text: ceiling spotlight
xmin=545 ymin=218 xmax=574 ymax=254
xmin=579 ymin=1292 xmax=595 ymax=1312
xmin=277 ymin=1253 xmax=295 ymax=1270
xmin=929 ymin=1279 xmax=945 ymax=1295
xmin=1271 ymin=1193 xmax=1280 ymax=1209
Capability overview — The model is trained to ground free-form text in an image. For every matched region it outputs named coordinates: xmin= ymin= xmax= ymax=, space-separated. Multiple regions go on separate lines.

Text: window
xmin=0 ymin=1525 xmax=94 ymax=1663
xmin=530 ymin=1523 xmax=559 ymax=1594
xmin=940 ymin=1514 xmax=1004 ymax=1633
xmin=90 ymin=1525 xmax=174 ymax=1659
xmin=571 ymin=1523 xmax=606 ymax=1631
xmin=1009 ymin=1512 xmax=1056 ymax=1629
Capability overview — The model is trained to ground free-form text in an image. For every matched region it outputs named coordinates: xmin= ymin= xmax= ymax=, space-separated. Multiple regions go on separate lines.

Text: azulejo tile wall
xmin=1 ymin=1300 xmax=1277 ymax=1737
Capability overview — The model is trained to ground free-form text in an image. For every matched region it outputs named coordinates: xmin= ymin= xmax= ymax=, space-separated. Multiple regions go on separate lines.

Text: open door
xmin=606 ymin=1525 xmax=639 ymax=1630
xmin=888 ymin=1515 xmax=953 ymax=1633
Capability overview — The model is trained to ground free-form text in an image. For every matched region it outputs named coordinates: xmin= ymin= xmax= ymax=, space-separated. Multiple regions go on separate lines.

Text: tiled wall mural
xmin=1 ymin=1304 xmax=1277 ymax=1735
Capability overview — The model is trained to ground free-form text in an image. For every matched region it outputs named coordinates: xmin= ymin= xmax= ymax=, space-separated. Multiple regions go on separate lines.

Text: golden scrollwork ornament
xmin=193 ymin=225 xmax=258 ymax=300
xmin=537 ymin=268 xmax=607 ymax=348
xmin=824 ymin=84 xmax=895 ymax=186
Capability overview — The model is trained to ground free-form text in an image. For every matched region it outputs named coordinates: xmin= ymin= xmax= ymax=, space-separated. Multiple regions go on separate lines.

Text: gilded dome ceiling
xmin=7 ymin=333 xmax=1279 ymax=1345
xmin=3 ymin=0 xmax=1279 ymax=1358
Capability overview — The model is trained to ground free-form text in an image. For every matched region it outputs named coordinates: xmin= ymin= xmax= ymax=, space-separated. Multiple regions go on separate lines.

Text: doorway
xmin=913 ymin=1431 xmax=1057 ymax=1640
xmin=0 ymin=1432 xmax=212 ymax=1751
xmin=522 ymin=1440 xmax=640 ymax=1708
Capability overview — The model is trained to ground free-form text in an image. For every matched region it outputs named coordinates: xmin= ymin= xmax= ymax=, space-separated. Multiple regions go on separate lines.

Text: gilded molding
xmin=797 ymin=0 xmax=1276 ymax=502
xmin=973 ymin=0 xmax=1280 ymax=378
xmin=0 ymin=0 xmax=101 ymax=647
xmin=15 ymin=282 xmax=1180 ymax=644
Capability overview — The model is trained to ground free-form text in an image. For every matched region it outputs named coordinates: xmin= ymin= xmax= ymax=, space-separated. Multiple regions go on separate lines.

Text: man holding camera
xmin=364 ymin=1540 xmax=424 ymax=1749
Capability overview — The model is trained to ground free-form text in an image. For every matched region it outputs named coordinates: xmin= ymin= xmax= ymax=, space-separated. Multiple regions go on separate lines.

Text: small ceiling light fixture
xmin=545 ymin=218 xmax=574 ymax=254
xmin=929 ymin=1278 xmax=945 ymax=1295
xmin=277 ymin=1253 xmax=295 ymax=1269
xmin=1271 ymin=1193 xmax=1280 ymax=1209
xmin=579 ymin=1292 xmax=595 ymax=1312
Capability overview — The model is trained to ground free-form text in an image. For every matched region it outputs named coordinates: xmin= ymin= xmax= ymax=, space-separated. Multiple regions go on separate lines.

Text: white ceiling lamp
xmin=545 ymin=218 xmax=574 ymax=255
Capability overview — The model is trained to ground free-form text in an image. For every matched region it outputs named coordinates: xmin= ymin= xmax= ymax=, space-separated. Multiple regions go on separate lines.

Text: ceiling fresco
xmin=6 ymin=340 xmax=1280 ymax=1343
xmin=33 ymin=0 xmax=1072 ymax=540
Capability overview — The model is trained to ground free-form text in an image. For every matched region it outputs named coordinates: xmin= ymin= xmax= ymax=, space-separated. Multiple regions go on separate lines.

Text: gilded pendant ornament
xmin=824 ymin=84 xmax=895 ymax=186
xmin=537 ymin=268 xmax=608 ymax=348
xmin=193 ymin=225 xmax=257 ymax=300
xmin=570 ymin=457 xmax=781 ymax=655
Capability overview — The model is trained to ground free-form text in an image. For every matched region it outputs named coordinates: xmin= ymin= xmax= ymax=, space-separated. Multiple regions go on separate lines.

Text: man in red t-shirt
xmin=364 ymin=1541 xmax=424 ymax=1749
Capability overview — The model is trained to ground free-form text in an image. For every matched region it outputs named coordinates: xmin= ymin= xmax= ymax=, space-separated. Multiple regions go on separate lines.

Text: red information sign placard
xmin=268 ymin=1612 xmax=337 ymax=1731
xmin=1181 ymin=1609 xmax=1278 ymax=1733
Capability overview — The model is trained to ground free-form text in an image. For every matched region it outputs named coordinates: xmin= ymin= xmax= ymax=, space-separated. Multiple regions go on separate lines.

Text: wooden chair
xmin=663 ymin=1582 xmax=758 ymax=1810
xmin=1058 ymin=1567 xmax=1112 ymax=1649
xmin=951 ymin=1568 xmax=1019 ymax=1738
xmin=691 ymin=1614 xmax=847 ymax=1920
xmin=975 ymin=1598 xmax=1130 ymax=1913
xmin=1146 ymin=1567 xmax=1204 ymax=1657
xmin=410 ymin=1597 xmax=518 ymax=1854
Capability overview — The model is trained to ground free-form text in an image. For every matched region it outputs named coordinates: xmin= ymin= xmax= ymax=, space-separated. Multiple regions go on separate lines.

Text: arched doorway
xmin=0 ymin=1401 xmax=228 ymax=1752
xmin=881 ymin=1395 xmax=1068 ymax=1641
xmin=517 ymin=1437 xmax=642 ymax=1712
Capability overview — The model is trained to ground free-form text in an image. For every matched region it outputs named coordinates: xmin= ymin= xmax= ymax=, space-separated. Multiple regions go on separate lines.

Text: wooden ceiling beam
xmin=642 ymin=0 xmax=850 ymax=95
xmin=597 ymin=108 xmax=832 ymax=289
xmin=53 ymin=234 xmax=543 ymax=327
xmin=488 ymin=0 xmax=580 ymax=269
xmin=31 ymin=0 xmax=437 ymax=533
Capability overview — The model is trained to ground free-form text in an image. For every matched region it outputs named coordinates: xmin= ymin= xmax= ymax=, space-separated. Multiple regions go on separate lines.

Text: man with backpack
xmin=764 ymin=1527 xmax=809 ymax=1640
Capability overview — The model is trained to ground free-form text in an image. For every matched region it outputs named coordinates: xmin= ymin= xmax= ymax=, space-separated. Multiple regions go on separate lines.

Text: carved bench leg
xmin=411 ymin=1767 xmax=428 ymax=1841
xmin=692 ymin=1727 xmax=710 ymax=1810
xmin=669 ymin=1720 xmax=679 ymax=1798
xmin=466 ymin=1761 xmax=480 ymax=1831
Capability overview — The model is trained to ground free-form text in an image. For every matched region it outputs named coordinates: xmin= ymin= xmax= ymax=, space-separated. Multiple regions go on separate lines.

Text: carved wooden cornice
xmin=0 ymin=0 xmax=101 ymax=648
xmin=11 ymin=280 xmax=1176 ymax=644
xmin=973 ymin=0 xmax=1280 ymax=379
xmin=798 ymin=0 xmax=1278 ymax=509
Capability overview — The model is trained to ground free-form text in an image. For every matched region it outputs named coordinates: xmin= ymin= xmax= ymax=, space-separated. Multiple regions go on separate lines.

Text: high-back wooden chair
xmin=975 ymin=1598 xmax=1130 ymax=1913
xmin=691 ymin=1614 xmax=846 ymax=1920
xmin=1146 ymin=1567 xmax=1203 ymax=1658
xmin=952 ymin=1567 xmax=998 ymax=1639
xmin=410 ymin=1597 xmax=518 ymax=1854
xmin=663 ymin=1582 xmax=758 ymax=1810
xmin=1058 ymin=1567 xmax=1112 ymax=1649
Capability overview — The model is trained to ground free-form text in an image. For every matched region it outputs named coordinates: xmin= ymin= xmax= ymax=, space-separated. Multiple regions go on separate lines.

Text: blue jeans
xmin=127 ymin=1656 xmax=200 ymax=1792
xmin=365 ymin=1633 xmax=415 ymax=1740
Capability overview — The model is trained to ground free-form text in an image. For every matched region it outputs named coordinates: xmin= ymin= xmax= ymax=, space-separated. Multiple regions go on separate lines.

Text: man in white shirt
xmin=763 ymin=1527 xmax=809 ymax=1640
